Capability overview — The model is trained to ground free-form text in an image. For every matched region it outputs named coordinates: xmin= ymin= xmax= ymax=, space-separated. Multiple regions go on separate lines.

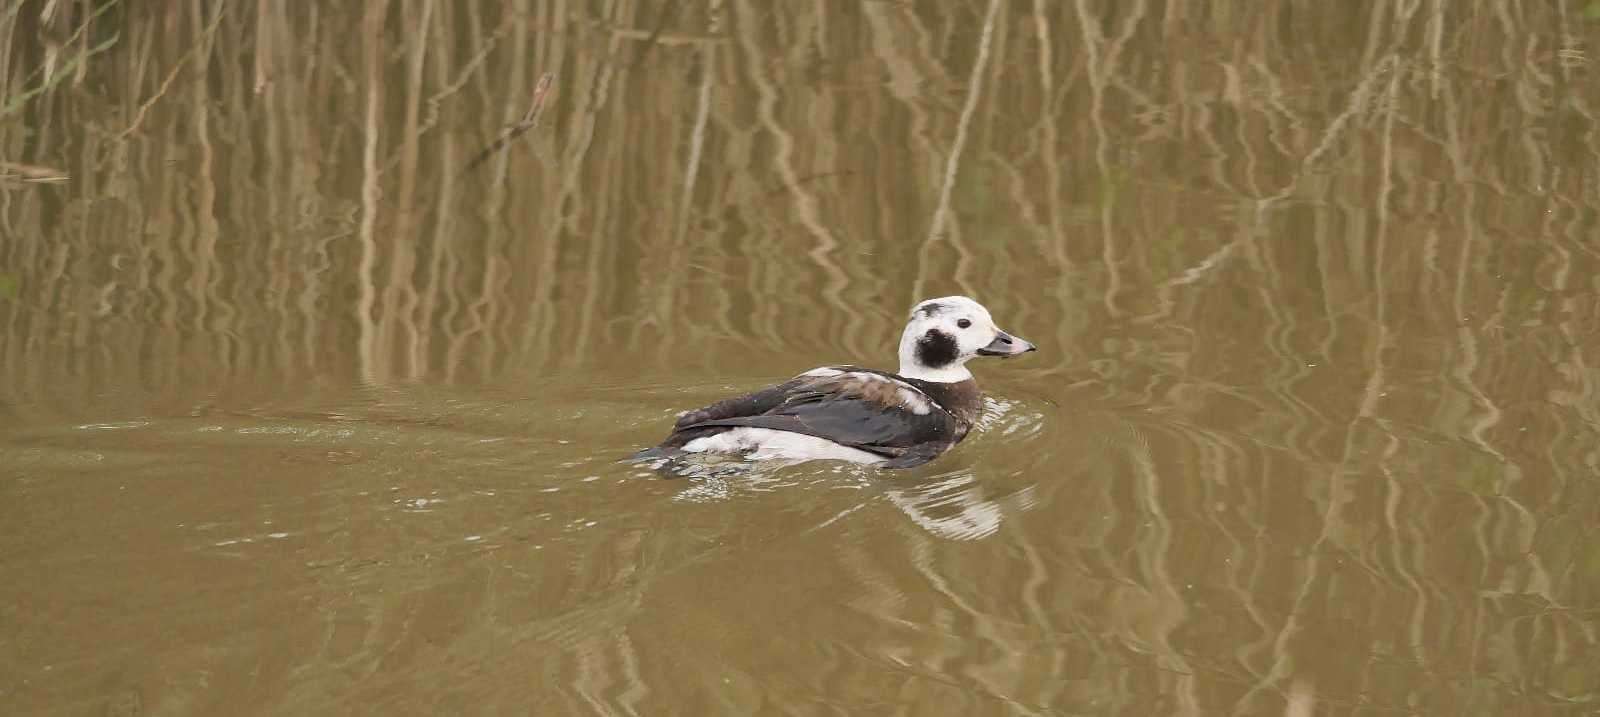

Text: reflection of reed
xmin=1074 ymin=0 xmax=1148 ymax=318
xmin=4 ymin=0 xmax=1600 ymax=712
xmin=732 ymin=0 xmax=854 ymax=355
xmin=914 ymin=0 xmax=1001 ymax=301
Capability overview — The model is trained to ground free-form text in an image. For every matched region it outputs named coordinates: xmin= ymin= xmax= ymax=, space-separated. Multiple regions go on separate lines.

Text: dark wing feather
xmin=671 ymin=376 xmax=812 ymax=430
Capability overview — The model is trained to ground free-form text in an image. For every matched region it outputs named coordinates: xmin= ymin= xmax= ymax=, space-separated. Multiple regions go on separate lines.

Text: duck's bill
xmin=977 ymin=330 xmax=1037 ymax=357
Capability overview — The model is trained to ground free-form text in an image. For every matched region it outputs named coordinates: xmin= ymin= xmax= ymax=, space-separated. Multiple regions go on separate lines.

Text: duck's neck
xmin=901 ymin=375 xmax=984 ymax=428
xmin=896 ymin=361 xmax=972 ymax=383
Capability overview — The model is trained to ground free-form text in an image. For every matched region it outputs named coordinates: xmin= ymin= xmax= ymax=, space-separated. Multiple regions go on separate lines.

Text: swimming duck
xmin=637 ymin=296 xmax=1035 ymax=468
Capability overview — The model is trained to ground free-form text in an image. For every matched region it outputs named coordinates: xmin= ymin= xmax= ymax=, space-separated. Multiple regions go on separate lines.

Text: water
xmin=3 ymin=2 xmax=1599 ymax=714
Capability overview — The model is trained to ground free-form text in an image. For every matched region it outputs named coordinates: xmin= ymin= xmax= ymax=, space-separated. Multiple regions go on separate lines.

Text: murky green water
xmin=5 ymin=2 xmax=1600 ymax=714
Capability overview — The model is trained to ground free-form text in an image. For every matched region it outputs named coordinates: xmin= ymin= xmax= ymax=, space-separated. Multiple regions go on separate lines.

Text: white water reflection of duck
xmin=885 ymin=469 xmax=1007 ymax=541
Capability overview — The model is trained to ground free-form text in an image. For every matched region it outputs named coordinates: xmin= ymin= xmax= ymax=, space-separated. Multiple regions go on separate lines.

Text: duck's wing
xmin=669 ymin=369 xmax=836 ymax=430
xmin=672 ymin=368 xmax=962 ymax=463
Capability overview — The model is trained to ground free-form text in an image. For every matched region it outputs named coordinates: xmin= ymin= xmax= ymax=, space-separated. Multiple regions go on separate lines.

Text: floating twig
xmin=0 ymin=161 xmax=69 ymax=183
xmin=460 ymin=72 xmax=555 ymax=176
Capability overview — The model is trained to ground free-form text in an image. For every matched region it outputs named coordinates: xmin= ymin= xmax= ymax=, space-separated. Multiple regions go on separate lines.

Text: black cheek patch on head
xmin=918 ymin=302 xmax=946 ymax=318
xmin=916 ymin=328 xmax=959 ymax=368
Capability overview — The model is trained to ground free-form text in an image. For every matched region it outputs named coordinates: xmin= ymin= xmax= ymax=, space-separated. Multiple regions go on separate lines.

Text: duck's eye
xmin=956 ymin=319 xmax=972 ymax=329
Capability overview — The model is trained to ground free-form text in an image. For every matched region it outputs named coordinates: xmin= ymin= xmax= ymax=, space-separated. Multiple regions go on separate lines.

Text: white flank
xmin=682 ymin=428 xmax=887 ymax=464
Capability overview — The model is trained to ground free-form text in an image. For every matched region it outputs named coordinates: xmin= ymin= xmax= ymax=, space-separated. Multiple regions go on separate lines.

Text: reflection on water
xmin=886 ymin=470 xmax=1006 ymax=542
xmin=4 ymin=1 xmax=1600 ymax=714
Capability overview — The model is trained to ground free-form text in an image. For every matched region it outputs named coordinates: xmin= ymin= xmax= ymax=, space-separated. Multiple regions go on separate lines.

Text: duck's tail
xmin=625 ymin=445 xmax=678 ymax=462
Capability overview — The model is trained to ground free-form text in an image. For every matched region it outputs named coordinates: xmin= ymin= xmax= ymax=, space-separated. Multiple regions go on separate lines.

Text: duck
xmin=635 ymin=296 xmax=1035 ymax=469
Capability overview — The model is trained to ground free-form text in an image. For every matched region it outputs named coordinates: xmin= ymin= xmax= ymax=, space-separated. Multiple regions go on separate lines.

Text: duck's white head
xmin=896 ymin=296 xmax=1036 ymax=383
